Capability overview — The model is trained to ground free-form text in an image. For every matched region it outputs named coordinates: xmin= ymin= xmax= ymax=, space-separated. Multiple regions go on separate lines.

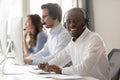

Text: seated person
xmin=38 ymin=8 xmax=110 ymax=80
xmin=24 ymin=3 xmax=71 ymax=65
xmin=23 ymin=14 xmax=47 ymax=57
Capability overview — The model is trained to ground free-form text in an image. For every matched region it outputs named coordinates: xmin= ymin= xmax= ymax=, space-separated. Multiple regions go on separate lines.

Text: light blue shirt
xmin=27 ymin=23 xmax=71 ymax=65
xmin=28 ymin=31 xmax=48 ymax=54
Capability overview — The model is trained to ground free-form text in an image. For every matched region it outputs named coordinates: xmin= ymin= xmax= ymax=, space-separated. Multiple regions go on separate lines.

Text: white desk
xmin=0 ymin=58 xmax=98 ymax=80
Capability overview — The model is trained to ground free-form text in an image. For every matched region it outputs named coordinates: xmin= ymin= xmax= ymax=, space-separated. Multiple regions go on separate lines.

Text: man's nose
xmin=69 ymin=21 xmax=76 ymax=27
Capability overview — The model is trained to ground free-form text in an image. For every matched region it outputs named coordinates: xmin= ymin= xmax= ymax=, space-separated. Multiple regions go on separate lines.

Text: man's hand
xmin=24 ymin=53 xmax=30 ymax=57
xmin=47 ymin=65 xmax=62 ymax=74
xmin=38 ymin=63 xmax=61 ymax=74
xmin=24 ymin=59 xmax=33 ymax=65
xmin=38 ymin=63 xmax=48 ymax=69
xmin=38 ymin=63 xmax=49 ymax=72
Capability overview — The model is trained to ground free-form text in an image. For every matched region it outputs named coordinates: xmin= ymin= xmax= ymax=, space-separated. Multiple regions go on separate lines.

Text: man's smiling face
xmin=65 ymin=11 xmax=86 ymax=39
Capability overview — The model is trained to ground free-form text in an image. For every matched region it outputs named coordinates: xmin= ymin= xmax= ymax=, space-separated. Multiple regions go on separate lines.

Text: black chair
xmin=108 ymin=49 xmax=120 ymax=80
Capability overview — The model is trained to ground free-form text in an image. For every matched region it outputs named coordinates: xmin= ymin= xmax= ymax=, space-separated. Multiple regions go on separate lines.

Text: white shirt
xmin=27 ymin=23 xmax=71 ymax=65
xmin=49 ymin=27 xmax=110 ymax=80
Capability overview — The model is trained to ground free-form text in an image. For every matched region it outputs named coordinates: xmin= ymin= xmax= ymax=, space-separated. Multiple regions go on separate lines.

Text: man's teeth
xmin=70 ymin=28 xmax=77 ymax=30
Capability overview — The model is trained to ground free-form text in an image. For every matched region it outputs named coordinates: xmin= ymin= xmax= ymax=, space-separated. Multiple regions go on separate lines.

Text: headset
xmin=51 ymin=12 xmax=57 ymax=20
xmin=41 ymin=3 xmax=62 ymax=25
xmin=63 ymin=12 xmax=67 ymax=28
xmin=63 ymin=8 xmax=89 ymax=29
xmin=42 ymin=12 xmax=57 ymax=25
xmin=80 ymin=8 xmax=89 ymax=27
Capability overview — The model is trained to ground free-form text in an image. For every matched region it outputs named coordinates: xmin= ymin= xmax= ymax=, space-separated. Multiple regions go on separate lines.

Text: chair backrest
xmin=108 ymin=49 xmax=120 ymax=80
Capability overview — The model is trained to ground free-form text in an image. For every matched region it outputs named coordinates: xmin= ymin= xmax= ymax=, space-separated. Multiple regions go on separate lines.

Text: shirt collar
xmin=49 ymin=23 xmax=62 ymax=35
xmin=72 ymin=27 xmax=90 ymax=43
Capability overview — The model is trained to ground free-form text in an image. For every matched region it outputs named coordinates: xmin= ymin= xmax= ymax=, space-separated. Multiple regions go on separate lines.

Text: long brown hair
xmin=27 ymin=14 xmax=43 ymax=47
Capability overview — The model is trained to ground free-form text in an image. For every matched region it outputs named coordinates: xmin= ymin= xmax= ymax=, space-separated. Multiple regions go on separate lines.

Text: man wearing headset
xmin=38 ymin=8 xmax=110 ymax=80
xmin=24 ymin=3 xmax=71 ymax=65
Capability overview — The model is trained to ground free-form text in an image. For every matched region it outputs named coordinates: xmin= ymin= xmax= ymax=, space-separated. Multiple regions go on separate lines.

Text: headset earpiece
xmin=63 ymin=21 xmax=67 ymax=29
xmin=42 ymin=22 xmax=46 ymax=25
xmin=80 ymin=8 xmax=89 ymax=26
xmin=52 ymin=16 xmax=57 ymax=20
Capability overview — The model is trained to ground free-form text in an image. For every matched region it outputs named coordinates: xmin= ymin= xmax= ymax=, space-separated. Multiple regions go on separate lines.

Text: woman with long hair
xmin=23 ymin=14 xmax=47 ymax=57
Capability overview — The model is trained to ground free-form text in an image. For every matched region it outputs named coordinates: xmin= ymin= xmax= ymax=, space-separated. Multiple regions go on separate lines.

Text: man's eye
xmin=66 ymin=19 xmax=81 ymax=24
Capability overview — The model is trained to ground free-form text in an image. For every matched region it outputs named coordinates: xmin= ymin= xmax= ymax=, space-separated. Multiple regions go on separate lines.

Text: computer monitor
xmin=0 ymin=17 xmax=7 ymax=56
xmin=8 ymin=17 xmax=24 ymax=65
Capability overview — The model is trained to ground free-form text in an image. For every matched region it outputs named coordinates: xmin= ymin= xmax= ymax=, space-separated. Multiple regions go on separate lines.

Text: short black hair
xmin=67 ymin=8 xmax=89 ymax=24
xmin=41 ymin=3 xmax=62 ymax=22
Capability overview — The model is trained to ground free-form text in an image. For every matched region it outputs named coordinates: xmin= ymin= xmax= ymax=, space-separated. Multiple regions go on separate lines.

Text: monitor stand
xmin=0 ymin=40 xmax=13 ymax=74
xmin=0 ymin=40 xmax=5 ymax=58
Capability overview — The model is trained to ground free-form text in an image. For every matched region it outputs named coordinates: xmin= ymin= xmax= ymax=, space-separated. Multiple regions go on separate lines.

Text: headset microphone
xmin=42 ymin=22 xmax=46 ymax=25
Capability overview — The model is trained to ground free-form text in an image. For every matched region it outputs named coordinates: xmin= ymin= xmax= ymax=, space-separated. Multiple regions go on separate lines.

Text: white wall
xmin=92 ymin=0 xmax=120 ymax=53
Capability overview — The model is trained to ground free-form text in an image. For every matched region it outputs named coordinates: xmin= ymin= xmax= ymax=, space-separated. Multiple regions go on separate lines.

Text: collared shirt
xmin=27 ymin=23 xmax=71 ymax=65
xmin=49 ymin=27 xmax=110 ymax=80
xmin=28 ymin=31 xmax=48 ymax=54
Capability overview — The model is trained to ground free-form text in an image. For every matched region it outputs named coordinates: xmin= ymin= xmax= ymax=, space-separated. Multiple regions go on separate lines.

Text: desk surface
xmin=0 ymin=58 xmax=98 ymax=80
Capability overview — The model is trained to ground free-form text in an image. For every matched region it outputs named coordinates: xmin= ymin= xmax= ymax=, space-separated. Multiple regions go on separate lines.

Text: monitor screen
xmin=0 ymin=17 xmax=7 ymax=56
xmin=9 ymin=17 xmax=24 ymax=65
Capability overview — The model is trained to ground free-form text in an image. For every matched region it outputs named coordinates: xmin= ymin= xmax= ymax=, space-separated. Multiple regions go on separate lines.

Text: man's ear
xmin=82 ymin=18 xmax=88 ymax=27
xmin=81 ymin=23 xmax=86 ymax=30
xmin=85 ymin=19 xmax=88 ymax=24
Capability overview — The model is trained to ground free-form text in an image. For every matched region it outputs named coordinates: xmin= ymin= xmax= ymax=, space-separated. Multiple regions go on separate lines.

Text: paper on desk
xmin=29 ymin=69 xmax=55 ymax=74
xmin=51 ymin=75 xmax=99 ymax=80
xmin=35 ymin=74 xmax=83 ymax=80
xmin=29 ymin=69 xmax=83 ymax=79
xmin=37 ymin=74 xmax=85 ymax=80
xmin=29 ymin=70 xmax=99 ymax=80
xmin=51 ymin=74 xmax=84 ymax=80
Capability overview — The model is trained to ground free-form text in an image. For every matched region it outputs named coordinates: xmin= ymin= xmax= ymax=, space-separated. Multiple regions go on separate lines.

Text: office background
xmin=0 ymin=0 xmax=120 ymax=53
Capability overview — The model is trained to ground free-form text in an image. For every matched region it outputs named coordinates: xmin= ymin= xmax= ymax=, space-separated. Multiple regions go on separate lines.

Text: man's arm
xmin=48 ymin=44 xmax=71 ymax=68
xmin=32 ymin=31 xmax=71 ymax=65
xmin=61 ymin=37 xmax=108 ymax=75
xmin=24 ymin=42 xmax=49 ymax=65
